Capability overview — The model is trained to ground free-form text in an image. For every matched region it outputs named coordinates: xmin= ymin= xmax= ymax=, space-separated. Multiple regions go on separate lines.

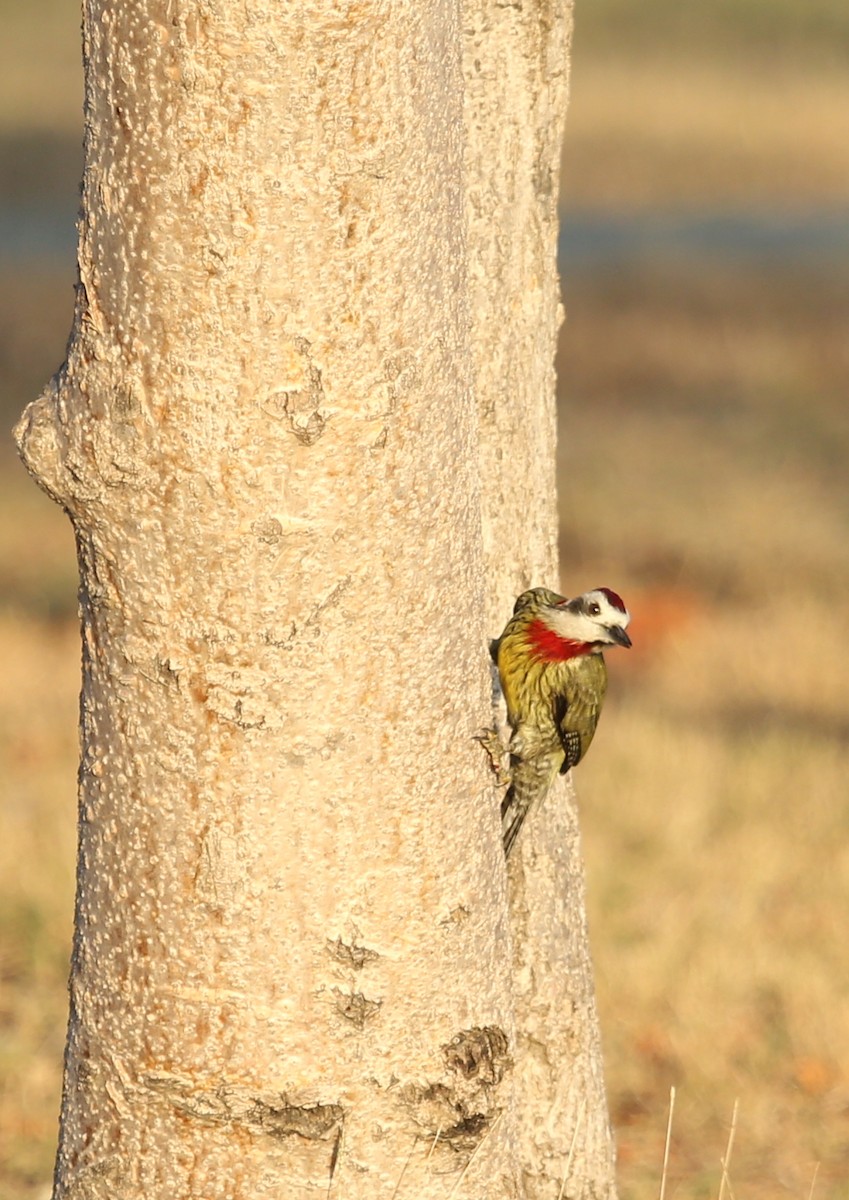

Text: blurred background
xmin=1 ymin=1 xmax=848 ymax=1196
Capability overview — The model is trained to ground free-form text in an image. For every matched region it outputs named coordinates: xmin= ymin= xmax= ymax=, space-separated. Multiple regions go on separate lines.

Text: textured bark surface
xmin=465 ymin=2 xmax=618 ymax=1195
xmin=16 ymin=3 xmax=518 ymax=1197
xmin=15 ymin=1 xmax=616 ymax=1197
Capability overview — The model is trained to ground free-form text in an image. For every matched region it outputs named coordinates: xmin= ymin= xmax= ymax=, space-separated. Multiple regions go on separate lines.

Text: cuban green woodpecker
xmin=490 ymin=586 xmax=632 ymax=857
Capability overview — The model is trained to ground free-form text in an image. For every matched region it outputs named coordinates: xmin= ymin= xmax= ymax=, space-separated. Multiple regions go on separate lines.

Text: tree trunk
xmin=465 ymin=2 xmax=618 ymax=1195
xmin=15 ymin=1 xmax=616 ymax=1197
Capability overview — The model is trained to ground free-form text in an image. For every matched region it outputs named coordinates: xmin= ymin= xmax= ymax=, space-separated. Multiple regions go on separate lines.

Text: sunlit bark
xmin=16 ymin=1 xmax=615 ymax=1197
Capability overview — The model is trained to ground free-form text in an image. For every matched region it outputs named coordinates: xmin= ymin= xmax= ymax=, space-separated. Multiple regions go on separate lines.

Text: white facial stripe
xmin=545 ymin=590 xmax=630 ymax=642
xmin=584 ymin=589 xmax=631 ymax=627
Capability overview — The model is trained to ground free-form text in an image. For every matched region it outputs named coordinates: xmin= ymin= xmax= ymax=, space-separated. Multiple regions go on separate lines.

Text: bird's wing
xmin=553 ymin=692 xmax=582 ymax=773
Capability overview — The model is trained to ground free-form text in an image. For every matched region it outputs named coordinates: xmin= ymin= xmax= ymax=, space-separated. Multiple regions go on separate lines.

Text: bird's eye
xmin=588 ymin=602 xmax=601 ymax=616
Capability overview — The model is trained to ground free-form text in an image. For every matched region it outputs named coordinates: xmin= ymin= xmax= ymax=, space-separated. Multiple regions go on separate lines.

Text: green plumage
xmin=494 ymin=588 xmax=609 ymax=857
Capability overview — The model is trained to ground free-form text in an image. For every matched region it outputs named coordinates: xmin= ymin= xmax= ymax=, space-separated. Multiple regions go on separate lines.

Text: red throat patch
xmin=527 ymin=618 xmax=593 ymax=662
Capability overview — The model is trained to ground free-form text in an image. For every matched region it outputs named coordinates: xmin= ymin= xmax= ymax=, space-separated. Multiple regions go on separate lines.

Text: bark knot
xmin=246 ymin=1097 xmax=344 ymax=1142
xmin=327 ymin=935 xmax=380 ymax=970
xmin=398 ymin=1026 xmax=511 ymax=1154
xmin=332 ymin=988 xmax=382 ymax=1028
xmin=442 ymin=1025 xmax=510 ymax=1086
xmin=264 ymin=336 xmax=327 ymax=444
xmin=143 ymin=1072 xmax=343 ymax=1143
xmin=13 ymin=382 xmax=72 ymax=510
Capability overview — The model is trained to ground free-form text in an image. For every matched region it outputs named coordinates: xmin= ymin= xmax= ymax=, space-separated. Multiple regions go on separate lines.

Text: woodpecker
xmin=488 ymin=586 xmax=632 ymax=857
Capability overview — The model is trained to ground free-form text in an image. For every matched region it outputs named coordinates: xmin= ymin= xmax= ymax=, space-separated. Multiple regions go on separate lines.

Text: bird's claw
xmin=474 ymin=727 xmax=511 ymax=788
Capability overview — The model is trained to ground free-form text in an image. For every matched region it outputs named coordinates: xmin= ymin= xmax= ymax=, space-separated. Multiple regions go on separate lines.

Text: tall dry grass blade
xmin=389 ymin=1127 xmax=445 ymax=1199
xmin=327 ymin=1123 xmax=343 ymax=1199
xmin=446 ymin=1111 xmax=504 ymax=1199
xmin=717 ymin=1097 xmax=739 ymax=1200
xmin=806 ymin=1161 xmax=820 ymax=1200
xmin=424 ymin=1124 xmax=443 ymax=1169
xmin=557 ymin=1099 xmax=586 ymax=1200
xmin=658 ymin=1085 xmax=676 ymax=1200
xmin=389 ymin=1135 xmax=418 ymax=1200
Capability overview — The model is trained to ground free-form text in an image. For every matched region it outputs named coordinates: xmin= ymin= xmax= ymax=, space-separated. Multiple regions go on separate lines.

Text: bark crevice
xmin=143 ymin=1073 xmax=345 ymax=1142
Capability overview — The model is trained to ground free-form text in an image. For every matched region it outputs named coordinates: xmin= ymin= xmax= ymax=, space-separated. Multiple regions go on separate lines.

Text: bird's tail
xmin=501 ymin=754 xmax=560 ymax=857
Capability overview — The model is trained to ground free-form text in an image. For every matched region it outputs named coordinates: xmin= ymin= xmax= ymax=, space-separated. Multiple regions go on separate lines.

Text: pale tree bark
xmin=465 ymin=3 xmax=617 ymax=1197
xmin=15 ymin=1 xmax=615 ymax=1198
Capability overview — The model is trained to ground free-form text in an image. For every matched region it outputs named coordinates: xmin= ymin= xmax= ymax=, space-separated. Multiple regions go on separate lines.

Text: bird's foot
xmin=474 ymin=727 xmax=511 ymax=788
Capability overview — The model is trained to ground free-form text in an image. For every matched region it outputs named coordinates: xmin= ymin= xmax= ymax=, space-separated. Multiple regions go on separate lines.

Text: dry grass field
xmin=558 ymin=264 xmax=849 ymax=1198
xmin=2 ymin=2 xmax=849 ymax=1197
xmin=558 ymin=15 xmax=849 ymax=1193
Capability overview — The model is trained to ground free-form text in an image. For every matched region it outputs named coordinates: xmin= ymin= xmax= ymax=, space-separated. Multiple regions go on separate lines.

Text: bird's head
xmin=512 ymin=586 xmax=568 ymax=614
xmin=525 ymin=586 xmax=632 ymax=661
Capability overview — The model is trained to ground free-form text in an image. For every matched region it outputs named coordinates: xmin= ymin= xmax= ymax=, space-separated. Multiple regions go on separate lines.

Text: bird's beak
xmin=608 ymin=625 xmax=632 ymax=648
